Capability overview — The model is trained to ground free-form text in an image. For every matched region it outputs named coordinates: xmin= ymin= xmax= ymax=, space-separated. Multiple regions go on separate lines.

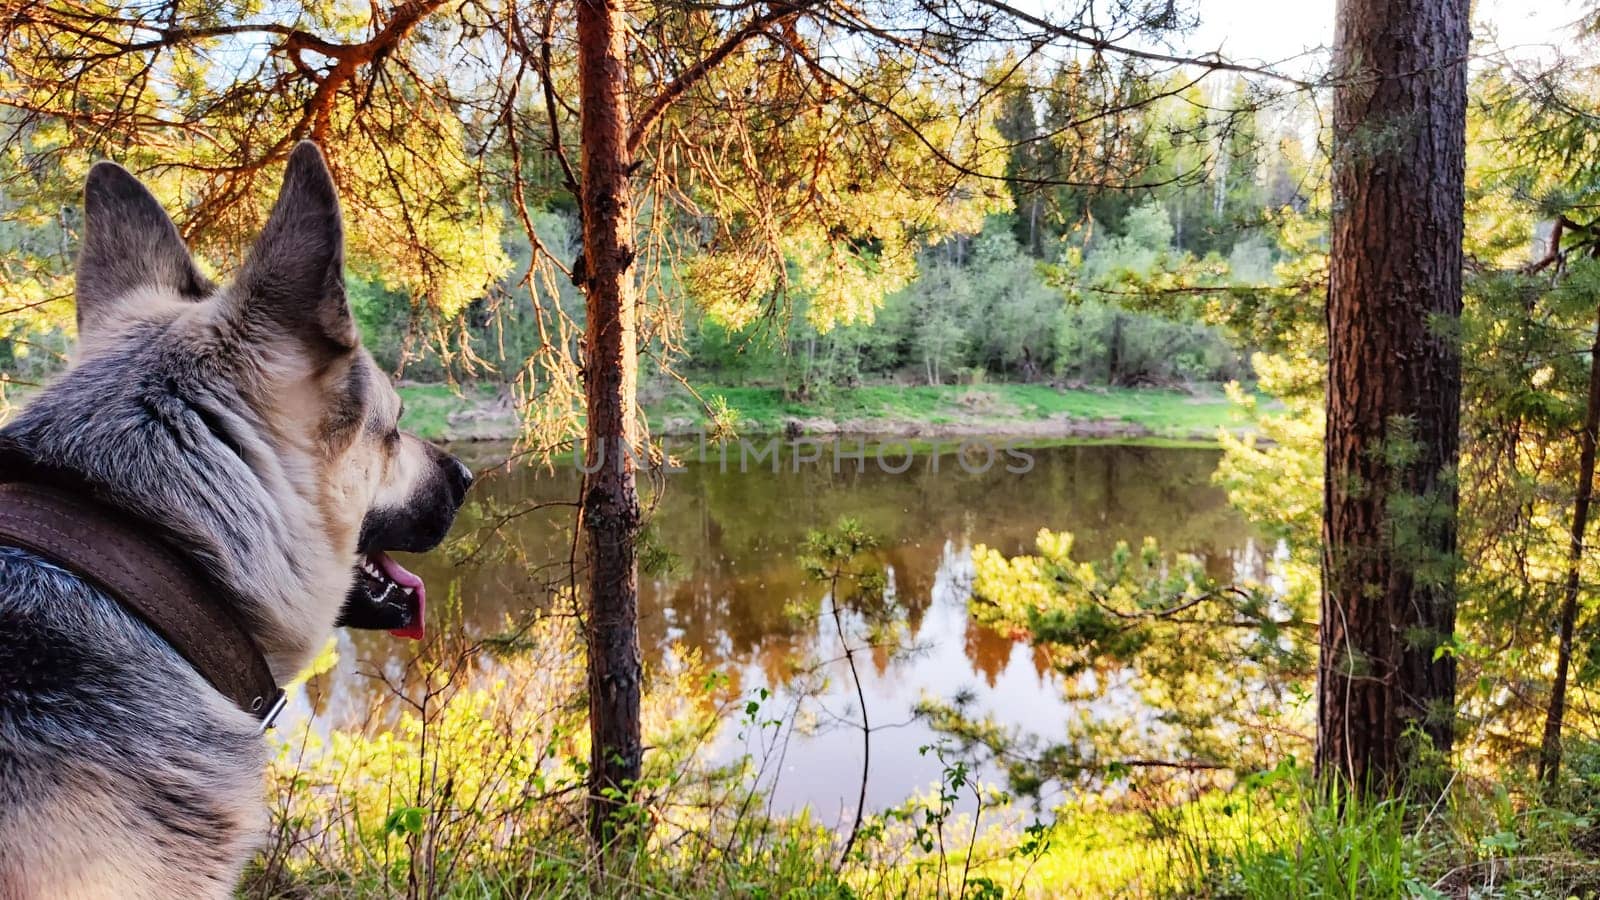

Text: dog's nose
xmin=445 ymin=456 xmax=474 ymax=497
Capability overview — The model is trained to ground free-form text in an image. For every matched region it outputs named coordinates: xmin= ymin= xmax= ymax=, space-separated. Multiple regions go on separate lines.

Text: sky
xmin=1172 ymin=0 xmax=1588 ymax=75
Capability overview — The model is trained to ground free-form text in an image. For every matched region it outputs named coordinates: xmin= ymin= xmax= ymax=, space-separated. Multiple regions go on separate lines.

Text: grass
xmin=257 ymin=679 xmax=1600 ymax=900
xmin=647 ymin=382 xmax=1252 ymax=440
xmin=1000 ymin=383 xmax=1244 ymax=433
xmin=397 ymin=382 xmax=502 ymax=440
xmin=5 ymin=381 xmax=1249 ymax=444
xmin=964 ymin=763 xmax=1600 ymax=899
xmin=397 ymin=380 xmax=1253 ymax=443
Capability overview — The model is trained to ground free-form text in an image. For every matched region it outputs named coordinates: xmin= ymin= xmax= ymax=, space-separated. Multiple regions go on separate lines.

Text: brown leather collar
xmin=0 ymin=479 xmax=284 ymax=729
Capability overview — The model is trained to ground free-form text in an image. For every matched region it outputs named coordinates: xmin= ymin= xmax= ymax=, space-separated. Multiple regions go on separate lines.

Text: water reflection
xmin=301 ymin=441 xmax=1257 ymax=815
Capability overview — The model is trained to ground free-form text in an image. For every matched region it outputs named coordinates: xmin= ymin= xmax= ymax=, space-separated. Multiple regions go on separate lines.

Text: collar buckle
xmin=255 ymin=689 xmax=288 ymax=734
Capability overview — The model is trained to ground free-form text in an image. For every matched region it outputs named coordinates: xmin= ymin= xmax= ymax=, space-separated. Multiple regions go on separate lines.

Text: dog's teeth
xmin=399 ymin=586 xmax=414 ymax=596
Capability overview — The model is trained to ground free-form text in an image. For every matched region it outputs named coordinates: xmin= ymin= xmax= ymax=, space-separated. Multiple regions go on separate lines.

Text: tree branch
xmin=627 ymin=0 xmax=820 ymax=156
xmin=965 ymin=0 xmax=1318 ymax=89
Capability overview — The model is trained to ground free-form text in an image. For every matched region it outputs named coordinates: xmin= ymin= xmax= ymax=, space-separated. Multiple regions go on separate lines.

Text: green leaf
xmin=383 ymin=805 xmax=428 ymax=837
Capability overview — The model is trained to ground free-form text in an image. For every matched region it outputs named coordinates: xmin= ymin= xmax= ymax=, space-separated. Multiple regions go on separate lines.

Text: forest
xmin=3 ymin=0 xmax=1600 ymax=896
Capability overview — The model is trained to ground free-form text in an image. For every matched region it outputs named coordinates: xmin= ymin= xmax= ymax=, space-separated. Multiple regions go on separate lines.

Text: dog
xmin=0 ymin=142 xmax=472 ymax=898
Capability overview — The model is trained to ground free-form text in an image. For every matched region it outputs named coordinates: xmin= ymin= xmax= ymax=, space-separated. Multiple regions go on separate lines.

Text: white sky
xmin=1172 ymin=0 xmax=1588 ymax=74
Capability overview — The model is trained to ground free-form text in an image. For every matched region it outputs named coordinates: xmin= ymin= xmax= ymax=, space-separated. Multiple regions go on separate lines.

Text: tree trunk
xmin=1029 ymin=194 xmax=1041 ymax=257
xmin=1318 ymin=0 xmax=1469 ymax=793
xmin=1107 ymin=312 xmax=1122 ymax=386
xmin=576 ymin=0 xmax=643 ymax=847
xmin=1539 ymin=306 xmax=1600 ymax=787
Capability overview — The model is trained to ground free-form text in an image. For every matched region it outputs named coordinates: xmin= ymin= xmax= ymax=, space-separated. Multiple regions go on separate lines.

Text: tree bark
xmin=576 ymin=0 xmax=643 ymax=847
xmin=1539 ymin=305 xmax=1600 ymax=787
xmin=1318 ymin=0 xmax=1469 ymax=793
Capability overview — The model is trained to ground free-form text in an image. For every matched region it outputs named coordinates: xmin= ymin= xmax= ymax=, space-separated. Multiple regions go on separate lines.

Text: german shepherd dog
xmin=0 ymin=143 xmax=472 ymax=898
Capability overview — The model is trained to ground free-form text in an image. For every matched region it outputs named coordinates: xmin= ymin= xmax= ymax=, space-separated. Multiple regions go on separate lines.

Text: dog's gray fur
xmin=0 ymin=143 xmax=467 ymax=899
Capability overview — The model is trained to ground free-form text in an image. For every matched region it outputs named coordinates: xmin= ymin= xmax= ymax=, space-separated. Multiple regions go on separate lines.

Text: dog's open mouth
xmin=349 ymin=551 xmax=427 ymax=640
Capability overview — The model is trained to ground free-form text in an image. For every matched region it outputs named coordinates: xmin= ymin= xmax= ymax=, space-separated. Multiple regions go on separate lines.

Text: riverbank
xmin=397 ymin=381 xmax=1258 ymax=443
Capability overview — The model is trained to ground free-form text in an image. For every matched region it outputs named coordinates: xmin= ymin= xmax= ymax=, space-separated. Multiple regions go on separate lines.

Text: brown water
xmin=284 ymin=440 xmax=1260 ymax=818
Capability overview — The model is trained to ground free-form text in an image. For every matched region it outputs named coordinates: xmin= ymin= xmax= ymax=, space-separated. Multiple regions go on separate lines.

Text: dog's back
xmin=0 ymin=547 xmax=264 ymax=900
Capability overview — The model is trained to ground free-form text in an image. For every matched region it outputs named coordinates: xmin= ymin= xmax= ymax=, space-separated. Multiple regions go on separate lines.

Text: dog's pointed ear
xmin=234 ymin=141 xmax=356 ymax=353
xmin=76 ymin=162 xmax=213 ymax=333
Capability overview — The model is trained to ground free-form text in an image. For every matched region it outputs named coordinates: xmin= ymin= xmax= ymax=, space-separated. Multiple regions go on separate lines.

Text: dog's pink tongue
xmin=373 ymin=551 xmax=426 ymax=641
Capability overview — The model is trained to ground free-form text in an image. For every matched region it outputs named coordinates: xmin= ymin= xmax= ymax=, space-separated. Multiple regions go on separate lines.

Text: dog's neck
xmin=0 ymin=475 xmax=285 ymax=723
xmin=0 ymin=363 xmax=344 ymax=679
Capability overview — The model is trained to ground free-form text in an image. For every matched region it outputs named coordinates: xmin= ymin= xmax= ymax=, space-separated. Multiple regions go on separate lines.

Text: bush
xmin=249 ymin=614 xmax=858 ymax=897
xmin=1054 ymin=299 xmax=1242 ymax=386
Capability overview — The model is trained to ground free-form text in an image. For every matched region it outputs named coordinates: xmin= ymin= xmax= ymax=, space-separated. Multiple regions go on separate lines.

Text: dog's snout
xmin=445 ymin=456 xmax=474 ymax=498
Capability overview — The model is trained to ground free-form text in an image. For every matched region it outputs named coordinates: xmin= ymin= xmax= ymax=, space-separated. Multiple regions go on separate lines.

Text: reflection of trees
xmin=963 ymin=618 xmax=1014 ymax=689
xmin=343 ymin=443 xmax=1256 ymax=711
xmin=870 ymin=641 xmax=893 ymax=677
xmin=1032 ymin=645 xmax=1053 ymax=683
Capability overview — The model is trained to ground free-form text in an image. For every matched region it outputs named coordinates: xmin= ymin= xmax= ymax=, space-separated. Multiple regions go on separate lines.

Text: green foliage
xmin=963 ymin=527 xmax=1313 ymax=793
xmin=1082 ymin=200 xmax=1179 ymax=281
xmin=1220 ymin=789 xmax=1426 ymax=899
xmin=799 ymin=517 xmax=880 ymax=583
xmin=348 ymin=275 xmax=413 ymax=374
xmin=1054 ymin=297 xmax=1242 ymax=387
xmin=1 ymin=32 xmax=512 ymax=335
xmin=1187 ymin=753 xmax=1600 ymax=899
xmin=253 ymin=614 xmax=875 ymax=898
xmin=681 ymin=213 xmax=1251 ymax=395
xmin=19 ymin=5 xmax=1600 ymax=897
xmin=677 ymin=66 xmax=1004 ymax=332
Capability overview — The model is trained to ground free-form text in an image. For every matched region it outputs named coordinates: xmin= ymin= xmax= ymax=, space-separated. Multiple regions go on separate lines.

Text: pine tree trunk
xmin=1318 ymin=0 xmax=1469 ymax=793
xmin=1539 ymin=306 xmax=1600 ymax=787
xmin=576 ymin=0 xmax=643 ymax=847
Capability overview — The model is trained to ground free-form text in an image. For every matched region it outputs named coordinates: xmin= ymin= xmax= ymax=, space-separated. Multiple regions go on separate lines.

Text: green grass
xmin=649 ymin=383 xmax=1251 ymax=440
xmin=998 ymin=383 xmax=1245 ymax=433
xmin=397 ymin=382 xmax=501 ymax=440
xmin=399 ymin=381 xmax=1252 ymax=442
xmin=651 ymin=385 xmax=953 ymax=431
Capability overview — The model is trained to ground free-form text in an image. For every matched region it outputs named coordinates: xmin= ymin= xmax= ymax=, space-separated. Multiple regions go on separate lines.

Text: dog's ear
xmin=234 ymin=141 xmax=356 ymax=353
xmin=76 ymin=162 xmax=213 ymax=334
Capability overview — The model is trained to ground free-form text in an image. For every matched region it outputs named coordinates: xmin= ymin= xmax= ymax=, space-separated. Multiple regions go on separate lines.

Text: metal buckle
xmin=254 ymin=689 xmax=288 ymax=734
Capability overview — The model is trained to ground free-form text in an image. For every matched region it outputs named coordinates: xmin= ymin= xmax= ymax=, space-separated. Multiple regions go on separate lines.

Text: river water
xmin=284 ymin=439 xmax=1261 ymax=820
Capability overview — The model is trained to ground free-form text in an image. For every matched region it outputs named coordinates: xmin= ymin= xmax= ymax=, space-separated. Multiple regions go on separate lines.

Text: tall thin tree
xmin=574 ymin=0 xmax=644 ymax=845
